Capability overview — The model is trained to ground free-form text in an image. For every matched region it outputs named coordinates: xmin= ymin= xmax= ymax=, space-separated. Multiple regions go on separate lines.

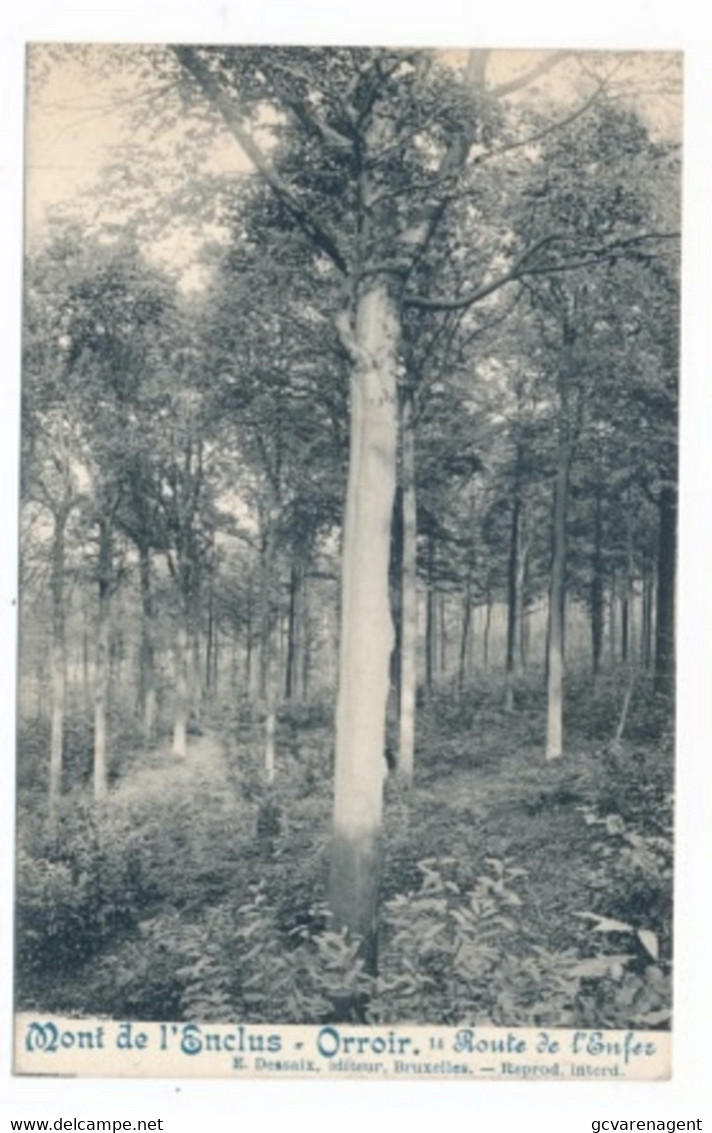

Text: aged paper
xmin=15 ymin=41 xmax=681 ymax=1082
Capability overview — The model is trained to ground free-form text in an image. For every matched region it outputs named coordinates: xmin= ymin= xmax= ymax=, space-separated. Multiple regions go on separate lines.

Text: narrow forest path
xmin=112 ymin=730 xmax=234 ymax=805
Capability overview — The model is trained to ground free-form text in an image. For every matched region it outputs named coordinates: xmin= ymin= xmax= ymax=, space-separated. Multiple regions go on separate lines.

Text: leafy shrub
xmin=16 ymin=718 xmax=50 ymax=797
xmin=579 ymin=801 xmax=673 ymax=963
xmin=83 ymin=886 xmax=371 ymax=1023
xmin=16 ymin=773 xmax=258 ymax=993
xmin=369 ymin=857 xmax=528 ymax=1024
xmin=16 ymin=805 xmax=143 ymax=980
xmin=565 ymin=668 xmax=674 ymax=745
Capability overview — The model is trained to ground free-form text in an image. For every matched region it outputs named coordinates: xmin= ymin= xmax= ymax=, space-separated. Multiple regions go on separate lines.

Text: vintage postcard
xmin=15 ymin=43 xmax=680 ymax=1080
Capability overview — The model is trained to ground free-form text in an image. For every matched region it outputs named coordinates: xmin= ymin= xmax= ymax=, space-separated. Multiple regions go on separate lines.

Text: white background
xmin=2 ymin=3 xmax=710 ymax=1130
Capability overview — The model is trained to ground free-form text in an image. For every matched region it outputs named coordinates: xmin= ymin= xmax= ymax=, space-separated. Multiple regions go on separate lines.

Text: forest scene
xmin=17 ymin=45 xmax=680 ymax=1031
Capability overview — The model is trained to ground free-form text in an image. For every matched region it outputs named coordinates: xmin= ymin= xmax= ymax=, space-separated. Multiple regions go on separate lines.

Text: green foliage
xmin=578 ymin=798 xmax=673 ymax=968
xmin=16 ymin=803 xmax=143 ymax=980
xmin=370 ymin=858 xmax=526 ymax=1024
xmin=79 ymin=887 xmax=371 ymax=1024
xmin=16 ymin=663 xmax=673 ymax=1031
xmin=565 ymin=668 xmax=673 ymax=744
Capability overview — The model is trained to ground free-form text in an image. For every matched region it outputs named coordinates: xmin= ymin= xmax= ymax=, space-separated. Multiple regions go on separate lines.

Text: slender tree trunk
xmin=172 ymin=616 xmax=189 ymax=758
xmin=189 ymin=607 xmax=202 ymax=727
xmin=641 ymin=562 xmax=653 ymax=671
xmin=328 ymin=279 xmax=398 ymax=975
xmin=517 ymin=520 xmax=529 ymax=672
xmin=519 ymin=538 xmax=530 ymax=671
xmin=520 ymin=603 xmax=529 ymax=671
xmin=458 ymin=582 xmax=472 ymax=698
xmin=623 ymin=491 xmax=635 ymax=665
xmin=590 ymin=482 xmax=604 ymax=678
xmin=654 ymin=486 xmax=676 ymax=697
xmin=389 ymin=487 xmax=402 ymax=723
xmin=173 ymin=562 xmax=191 ymax=757
xmin=82 ymin=604 xmax=90 ymax=714
xmin=231 ymin=632 xmax=239 ymax=692
xmin=607 ymin=571 xmax=621 ymax=661
xmin=259 ymin=501 xmax=279 ymax=783
xmin=483 ymin=583 xmax=492 ymax=670
xmin=93 ymin=515 xmax=112 ymax=800
xmin=285 ymin=560 xmax=299 ymax=701
xmin=245 ymin=584 xmax=253 ymax=696
xmin=466 ymin=593 xmax=475 ymax=678
xmin=398 ymin=385 xmax=417 ymax=783
xmin=138 ymin=545 xmax=156 ymax=741
xmin=439 ymin=593 xmax=447 ymax=677
xmin=621 ymin=592 xmax=630 ymax=663
xmin=546 ymin=439 xmax=572 ymax=761
xmin=36 ymin=655 xmax=47 ymax=723
xmin=205 ymin=566 xmax=214 ymax=701
xmin=48 ymin=510 xmax=68 ymax=828
xmin=505 ymin=490 xmax=520 ymax=712
xmin=425 ymin=531 xmax=435 ymax=698
xmin=301 ymin=573 xmax=311 ymax=700
xmin=213 ymin=624 xmax=220 ymax=695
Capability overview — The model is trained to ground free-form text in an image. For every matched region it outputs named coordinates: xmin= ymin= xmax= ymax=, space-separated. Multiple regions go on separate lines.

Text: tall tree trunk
xmin=189 ymin=608 xmax=202 ymax=727
xmin=623 ymin=491 xmax=635 ymax=665
xmin=608 ymin=571 xmax=617 ymax=664
xmin=425 ymin=532 xmax=436 ymax=697
xmin=285 ymin=560 xmax=299 ymax=701
xmin=173 ymin=560 xmax=192 ymax=758
xmin=590 ymin=482 xmax=604 ymax=678
xmin=172 ymin=617 xmax=189 ymax=758
xmin=398 ymin=385 xmax=417 ymax=783
xmin=301 ymin=573 xmax=311 ymax=700
xmin=212 ymin=625 xmax=220 ymax=696
xmin=516 ymin=506 xmax=529 ymax=673
xmin=483 ymin=583 xmax=492 ymax=670
xmin=546 ymin=440 xmax=572 ymax=761
xmin=641 ymin=561 xmax=653 ymax=671
xmin=654 ymin=485 xmax=676 ymax=697
xmin=259 ymin=501 xmax=278 ymax=783
xmin=389 ymin=487 xmax=402 ymax=723
xmin=93 ymin=515 xmax=112 ymax=801
xmin=519 ymin=536 xmax=530 ymax=671
xmin=48 ymin=510 xmax=67 ymax=828
xmin=205 ymin=564 xmax=214 ymax=701
xmin=439 ymin=593 xmax=447 ymax=676
xmin=245 ymin=583 xmax=253 ymax=696
xmin=505 ymin=490 xmax=520 ymax=712
xmin=231 ymin=632 xmax=239 ymax=692
xmin=82 ymin=604 xmax=91 ymax=714
xmin=138 ymin=545 xmax=156 ymax=741
xmin=458 ymin=582 xmax=472 ymax=698
xmin=328 ymin=279 xmax=398 ymax=975
xmin=621 ymin=592 xmax=630 ymax=663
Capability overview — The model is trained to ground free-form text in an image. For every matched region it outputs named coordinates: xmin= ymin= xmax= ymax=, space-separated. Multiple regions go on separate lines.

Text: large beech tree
xmin=163 ymin=46 xmax=678 ymax=968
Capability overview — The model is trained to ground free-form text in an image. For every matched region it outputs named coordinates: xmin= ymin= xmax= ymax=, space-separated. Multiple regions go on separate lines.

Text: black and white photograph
xmin=14 ymin=41 xmax=683 ymax=1080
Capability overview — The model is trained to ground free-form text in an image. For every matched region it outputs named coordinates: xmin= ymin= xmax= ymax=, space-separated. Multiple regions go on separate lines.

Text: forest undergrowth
xmin=15 ymin=667 xmax=673 ymax=1030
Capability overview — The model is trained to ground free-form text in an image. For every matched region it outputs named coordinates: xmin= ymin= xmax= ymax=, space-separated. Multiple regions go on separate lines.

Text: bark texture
xmin=546 ymin=438 xmax=571 ymax=760
xmin=328 ymin=279 xmax=399 ymax=966
xmin=398 ymin=385 xmax=417 ymax=783
xmin=138 ymin=545 xmax=156 ymax=740
xmin=48 ymin=510 xmax=68 ymax=828
xmin=93 ymin=515 xmax=112 ymax=801
xmin=654 ymin=485 xmax=676 ymax=697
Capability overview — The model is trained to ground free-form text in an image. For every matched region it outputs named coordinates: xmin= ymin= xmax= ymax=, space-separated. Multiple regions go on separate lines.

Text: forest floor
xmin=15 ymin=673 xmax=674 ymax=1024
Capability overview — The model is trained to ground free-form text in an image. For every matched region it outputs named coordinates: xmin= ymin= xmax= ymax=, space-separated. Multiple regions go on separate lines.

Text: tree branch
xmin=172 ymin=46 xmax=349 ymax=275
xmin=404 ymin=232 xmax=679 ymax=312
xmin=472 ymin=79 xmax=609 ymax=168
xmin=404 ymin=234 xmax=558 ymax=311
